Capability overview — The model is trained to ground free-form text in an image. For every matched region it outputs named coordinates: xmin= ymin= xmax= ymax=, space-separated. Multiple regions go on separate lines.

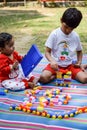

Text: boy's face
xmin=1 ymin=38 xmax=15 ymax=56
xmin=61 ymin=22 xmax=74 ymax=35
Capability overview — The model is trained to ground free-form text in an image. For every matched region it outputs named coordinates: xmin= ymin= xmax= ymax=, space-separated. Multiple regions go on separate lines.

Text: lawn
xmin=0 ymin=5 xmax=87 ymax=54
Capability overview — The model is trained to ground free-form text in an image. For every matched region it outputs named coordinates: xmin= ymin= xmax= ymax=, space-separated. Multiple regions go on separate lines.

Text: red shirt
xmin=0 ymin=51 xmax=23 ymax=82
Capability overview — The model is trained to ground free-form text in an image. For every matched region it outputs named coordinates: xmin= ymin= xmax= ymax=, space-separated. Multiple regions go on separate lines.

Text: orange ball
xmin=63 ymin=100 xmax=68 ymax=104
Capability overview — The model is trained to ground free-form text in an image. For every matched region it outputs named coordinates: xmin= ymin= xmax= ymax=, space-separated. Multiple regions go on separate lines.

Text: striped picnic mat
xmin=0 ymin=55 xmax=87 ymax=130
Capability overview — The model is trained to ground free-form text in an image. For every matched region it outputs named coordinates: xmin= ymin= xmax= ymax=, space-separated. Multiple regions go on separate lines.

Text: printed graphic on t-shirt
xmin=58 ymin=41 xmax=69 ymax=61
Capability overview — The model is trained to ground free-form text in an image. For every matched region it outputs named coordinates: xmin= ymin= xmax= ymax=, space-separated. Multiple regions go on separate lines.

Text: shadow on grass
xmin=0 ymin=9 xmax=46 ymax=28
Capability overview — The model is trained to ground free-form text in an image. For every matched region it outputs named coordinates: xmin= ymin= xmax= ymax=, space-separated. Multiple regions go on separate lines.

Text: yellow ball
xmin=36 ymin=111 xmax=40 ymax=115
xmin=27 ymin=109 xmax=31 ymax=113
xmin=4 ymin=89 xmax=8 ymax=93
xmin=23 ymin=108 xmax=26 ymax=112
xmin=75 ymin=111 xmax=79 ymax=115
xmin=32 ymin=110 xmax=36 ymax=114
xmin=64 ymin=114 xmax=68 ymax=118
xmin=70 ymin=113 xmax=74 ymax=117
xmin=47 ymin=114 xmax=50 ymax=118
xmin=58 ymin=115 xmax=62 ymax=119
xmin=52 ymin=115 xmax=56 ymax=119
xmin=9 ymin=107 xmax=13 ymax=111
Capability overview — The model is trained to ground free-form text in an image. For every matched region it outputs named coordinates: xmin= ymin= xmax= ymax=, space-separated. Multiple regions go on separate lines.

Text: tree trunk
xmin=3 ymin=0 xmax=7 ymax=6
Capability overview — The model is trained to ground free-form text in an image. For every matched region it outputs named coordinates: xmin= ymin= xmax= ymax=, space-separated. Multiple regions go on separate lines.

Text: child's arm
xmin=0 ymin=60 xmax=12 ymax=74
xmin=75 ymin=50 xmax=82 ymax=67
xmin=0 ymin=59 xmax=19 ymax=74
xmin=14 ymin=51 xmax=23 ymax=63
xmin=45 ymin=47 xmax=58 ymax=70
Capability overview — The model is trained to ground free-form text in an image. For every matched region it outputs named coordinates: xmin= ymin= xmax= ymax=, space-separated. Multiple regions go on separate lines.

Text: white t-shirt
xmin=45 ymin=27 xmax=82 ymax=67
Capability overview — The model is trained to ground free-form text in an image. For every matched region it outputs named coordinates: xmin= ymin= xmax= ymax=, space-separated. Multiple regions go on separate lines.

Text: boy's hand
xmin=50 ymin=60 xmax=58 ymax=71
xmin=80 ymin=64 xmax=87 ymax=72
xmin=74 ymin=63 xmax=81 ymax=68
xmin=73 ymin=60 xmax=81 ymax=68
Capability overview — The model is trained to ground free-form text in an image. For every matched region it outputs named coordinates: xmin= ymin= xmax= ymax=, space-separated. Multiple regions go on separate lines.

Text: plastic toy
xmin=77 ymin=106 xmax=87 ymax=113
xmin=37 ymin=106 xmax=44 ymax=112
xmin=9 ymin=87 xmax=87 ymax=120
xmin=21 ymin=44 xmax=43 ymax=77
xmin=0 ymin=91 xmax=6 ymax=95
xmin=47 ymin=111 xmax=56 ymax=118
xmin=72 ymin=60 xmax=77 ymax=65
xmin=9 ymin=104 xmax=17 ymax=110
xmin=67 ymin=109 xmax=78 ymax=117
xmin=9 ymin=102 xmax=87 ymax=120
xmin=4 ymin=89 xmax=8 ymax=93
xmin=56 ymin=69 xmax=72 ymax=87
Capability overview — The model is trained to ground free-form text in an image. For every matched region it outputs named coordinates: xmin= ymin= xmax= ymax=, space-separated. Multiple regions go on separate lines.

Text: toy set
xmin=10 ymin=104 xmax=80 ymax=119
xmin=9 ymin=86 xmax=87 ymax=119
xmin=0 ymin=44 xmax=86 ymax=120
xmin=55 ymin=69 xmax=72 ymax=87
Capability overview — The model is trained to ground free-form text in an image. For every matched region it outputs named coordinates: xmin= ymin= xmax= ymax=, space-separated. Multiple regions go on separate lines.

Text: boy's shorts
xmin=44 ymin=64 xmax=82 ymax=79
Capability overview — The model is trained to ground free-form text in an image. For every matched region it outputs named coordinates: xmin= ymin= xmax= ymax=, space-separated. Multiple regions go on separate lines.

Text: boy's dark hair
xmin=0 ymin=32 xmax=12 ymax=48
xmin=61 ymin=8 xmax=82 ymax=28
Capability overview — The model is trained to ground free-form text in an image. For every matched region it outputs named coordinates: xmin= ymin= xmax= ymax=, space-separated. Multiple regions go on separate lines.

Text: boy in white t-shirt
xmin=39 ymin=8 xmax=87 ymax=84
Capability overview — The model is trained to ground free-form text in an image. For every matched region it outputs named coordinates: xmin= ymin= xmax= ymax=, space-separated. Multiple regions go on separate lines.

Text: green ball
xmin=37 ymin=106 xmax=44 ymax=112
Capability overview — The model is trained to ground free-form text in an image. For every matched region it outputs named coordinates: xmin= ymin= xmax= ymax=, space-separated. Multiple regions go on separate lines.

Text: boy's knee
xmin=81 ymin=77 xmax=87 ymax=84
xmin=80 ymin=77 xmax=87 ymax=84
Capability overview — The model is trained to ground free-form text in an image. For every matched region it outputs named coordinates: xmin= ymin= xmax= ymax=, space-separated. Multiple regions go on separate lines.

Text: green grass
xmin=0 ymin=6 xmax=87 ymax=53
